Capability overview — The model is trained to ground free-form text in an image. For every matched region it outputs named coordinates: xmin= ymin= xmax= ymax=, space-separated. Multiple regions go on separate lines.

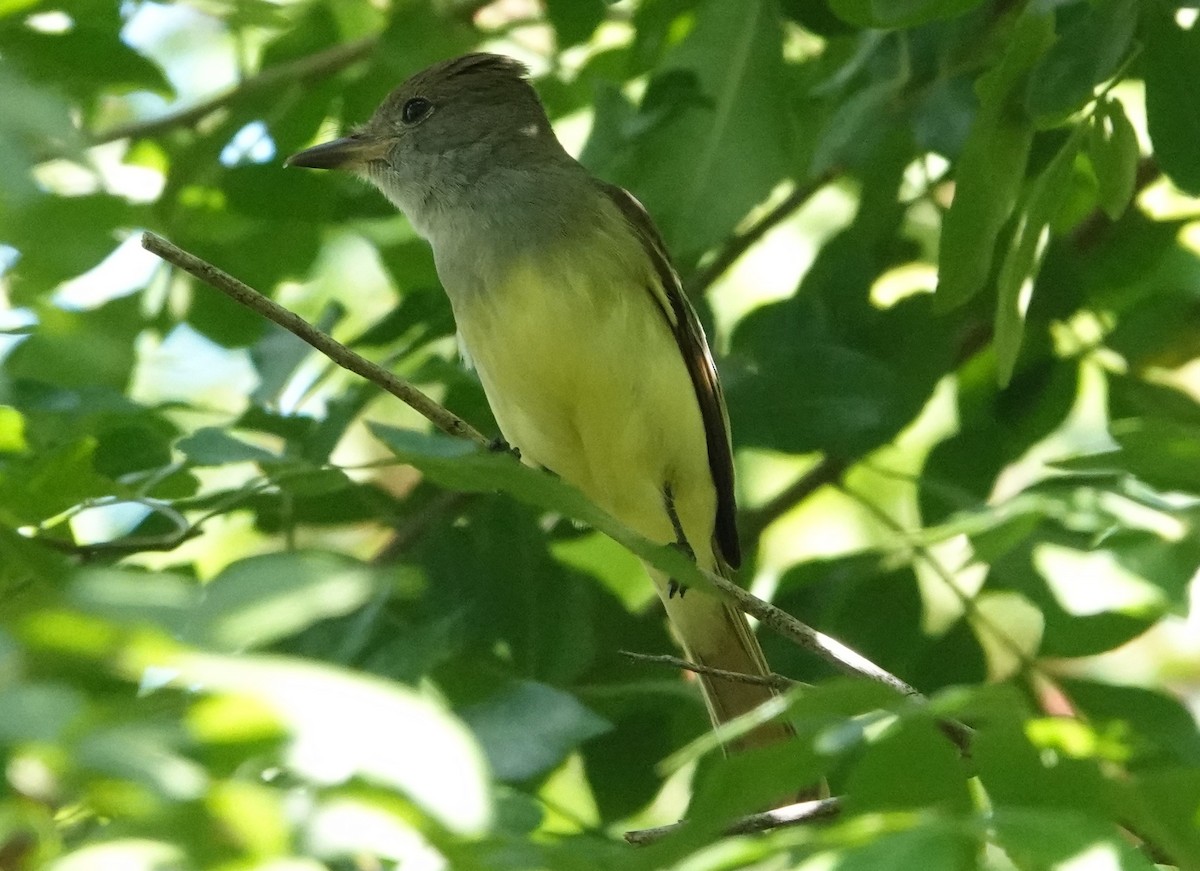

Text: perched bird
xmin=288 ymin=53 xmax=790 ymax=751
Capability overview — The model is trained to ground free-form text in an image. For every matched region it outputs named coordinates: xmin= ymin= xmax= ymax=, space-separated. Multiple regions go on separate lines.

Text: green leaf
xmin=843 ymin=716 xmax=972 ymax=813
xmin=170 ymin=652 xmax=492 ymax=835
xmin=0 ymin=436 xmax=116 ymax=526
xmin=1124 ymin=769 xmax=1200 ymax=865
xmin=834 ymin=823 xmax=978 ymax=870
xmin=0 ymin=62 xmax=79 ymax=205
xmin=175 ymin=428 xmax=281 ymax=466
xmin=2 ymin=194 xmax=136 ymax=298
xmin=5 ymin=295 xmax=142 ymax=391
xmin=69 ymin=568 xmax=199 ymax=637
xmin=1 ymin=24 xmax=172 ymax=104
xmin=935 ymin=11 xmax=1054 ymax=311
xmin=1107 ymin=417 xmax=1200 ymax=493
xmin=0 ymin=682 xmax=83 ymax=744
xmin=1063 ymin=679 xmax=1200 ymax=769
xmin=0 ymin=405 xmax=27 ymax=453
xmin=586 ymin=0 xmax=793 ymax=258
xmin=1025 ymin=0 xmax=1137 ymax=123
xmin=187 ymin=551 xmax=400 ymax=652
xmin=994 ymin=131 xmax=1083 ymax=385
xmin=810 ymin=79 xmax=900 ymax=174
xmin=1088 ymin=97 xmax=1141 ymax=219
xmin=992 ymin=807 xmax=1158 ymax=870
xmin=830 ymin=0 xmax=985 ymax=28
xmin=545 ymin=0 xmax=606 ymax=46
xmin=461 ymin=681 xmax=611 ymax=781
xmin=1143 ymin=1 xmax=1200 ymax=194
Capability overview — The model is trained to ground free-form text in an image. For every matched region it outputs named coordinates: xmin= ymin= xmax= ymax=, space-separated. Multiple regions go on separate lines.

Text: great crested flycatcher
xmin=288 ymin=53 xmax=790 ymax=751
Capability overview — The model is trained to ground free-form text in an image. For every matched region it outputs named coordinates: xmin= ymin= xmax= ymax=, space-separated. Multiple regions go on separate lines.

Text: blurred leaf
xmin=93 ymin=423 xmax=173 ymax=477
xmin=832 ymin=822 xmax=978 ymax=870
xmin=991 ymin=807 xmax=1158 ymax=870
xmin=1064 ymin=679 xmax=1200 ymax=769
xmin=0 ymin=61 xmax=78 ymax=205
xmin=175 ymin=428 xmax=281 ymax=467
xmin=5 ymin=296 xmax=142 ymax=392
xmin=1088 ymin=97 xmax=1141 ymax=219
xmin=829 ymin=0 xmax=985 ymax=28
xmin=1124 ymin=769 xmax=1200 ymax=865
xmin=69 ymin=568 xmax=199 ymax=637
xmin=171 ymin=652 xmax=492 ymax=835
xmin=461 ymin=681 xmax=611 ymax=782
xmin=0 ymin=436 xmax=116 ymax=526
xmin=936 ymin=11 xmax=1054 ymax=310
xmin=844 ymin=716 xmax=972 ymax=813
xmin=0 ymin=404 xmax=27 ymax=453
xmin=994 ymin=131 xmax=1082 ymax=385
xmin=545 ymin=0 xmax=606 ymax=46
xmin=1143 ymin=1 xmax=1200 ymax=194
xmin=187 ymin=551 xmax=401 ymax=652
xmin=0 ymin=682 xmax=83 ymax=744
xmin=0 ymin=24 xmax=172 ymax=105
xmin=1106 ymin=417 xmax=1200 ymax=493
xmin=1025 ymin=0 xmax=1137 ymax=123
xmin=811 ymin=79 xmax=900 ymax=174
xmin=3 ymin=195 xmax=138 ymax=301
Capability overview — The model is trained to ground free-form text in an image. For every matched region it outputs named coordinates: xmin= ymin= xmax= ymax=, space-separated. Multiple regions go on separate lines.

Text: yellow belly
xmin=452 ymin=252 xmax=717 ymax=563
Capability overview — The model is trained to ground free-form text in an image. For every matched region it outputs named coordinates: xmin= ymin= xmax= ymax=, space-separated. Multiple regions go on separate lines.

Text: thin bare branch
xmin=141 ymin=233 xmax=488 ymax=447
xmin=625 ymin=796 xmax=842 ymax=846
xmin=93 ymin=38 xmax=378 ymax=145
xmin=619 ymin=650 xmax=798 ymax=693
xmin=740 ymin=456 xmax=847 ymax=542
xmin=686 ymin=168 xmax=840 ymax=297
xmin=696 ymin=563 xmax=975 ymax=756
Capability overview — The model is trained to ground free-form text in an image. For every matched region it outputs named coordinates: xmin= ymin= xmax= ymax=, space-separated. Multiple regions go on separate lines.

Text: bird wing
xmin=597 ymin=182 xmax=741 ymax=569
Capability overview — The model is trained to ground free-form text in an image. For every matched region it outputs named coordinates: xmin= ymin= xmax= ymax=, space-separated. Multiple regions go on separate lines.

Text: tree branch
xmin=624 ymin=796 xmax=842 ymax=846
xmin=93 ymin=37 xmax=378 ymax=145
xmin=686 ymin=168 xmax=840 ymax=297
xmin=740 ymin=456 xmax=847 ymax=542
xmin=619 ymin=650 xmax=798 ymax=693
xmin=141 ymin=233 xmax=488 ymax=447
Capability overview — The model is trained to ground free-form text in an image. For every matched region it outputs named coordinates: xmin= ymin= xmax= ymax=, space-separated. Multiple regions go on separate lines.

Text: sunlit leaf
xmin=170 ymin=652 xmax=492 ymax=835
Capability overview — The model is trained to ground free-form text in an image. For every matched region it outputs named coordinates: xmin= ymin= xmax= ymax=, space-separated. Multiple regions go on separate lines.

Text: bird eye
xmin=402 ymin=97 xmax=432 ymax=124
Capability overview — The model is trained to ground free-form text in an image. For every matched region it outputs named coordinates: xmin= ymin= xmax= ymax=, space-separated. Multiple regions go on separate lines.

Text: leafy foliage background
xmin=1 ymin=0 xmax=1199 ymax=868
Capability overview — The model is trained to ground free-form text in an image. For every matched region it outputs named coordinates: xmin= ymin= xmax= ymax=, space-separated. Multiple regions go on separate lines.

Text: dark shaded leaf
xmin=1143 ymin=1 xmax=1200 ymax=194
xmin=1025 ymin=0 xmax=1137 ymax=123
xmin=461 ymin=681 xmax=611 ymax=782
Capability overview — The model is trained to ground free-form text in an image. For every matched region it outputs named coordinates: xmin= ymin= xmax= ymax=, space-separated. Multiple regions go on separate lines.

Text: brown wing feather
xmin=598 ymin=182 xmax=741 ymax=568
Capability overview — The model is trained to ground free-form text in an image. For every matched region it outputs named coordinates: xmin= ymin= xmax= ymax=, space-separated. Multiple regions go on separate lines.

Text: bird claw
xmin=488 ymin=437 xmax=521 ymax=460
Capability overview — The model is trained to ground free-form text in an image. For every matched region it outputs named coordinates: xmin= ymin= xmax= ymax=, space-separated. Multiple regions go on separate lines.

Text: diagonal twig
xmin=94 ymin=38 xmax=378 ymax=145
xmin=686 ymin=168 xmax=840 ymax=298
xmin=141 ymin=232 xmax=488 ymax=447
xmin=619 ymin=650 xmax=798 ymax=693
xmin=624 ymin=796 xmax=842 ymax=846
